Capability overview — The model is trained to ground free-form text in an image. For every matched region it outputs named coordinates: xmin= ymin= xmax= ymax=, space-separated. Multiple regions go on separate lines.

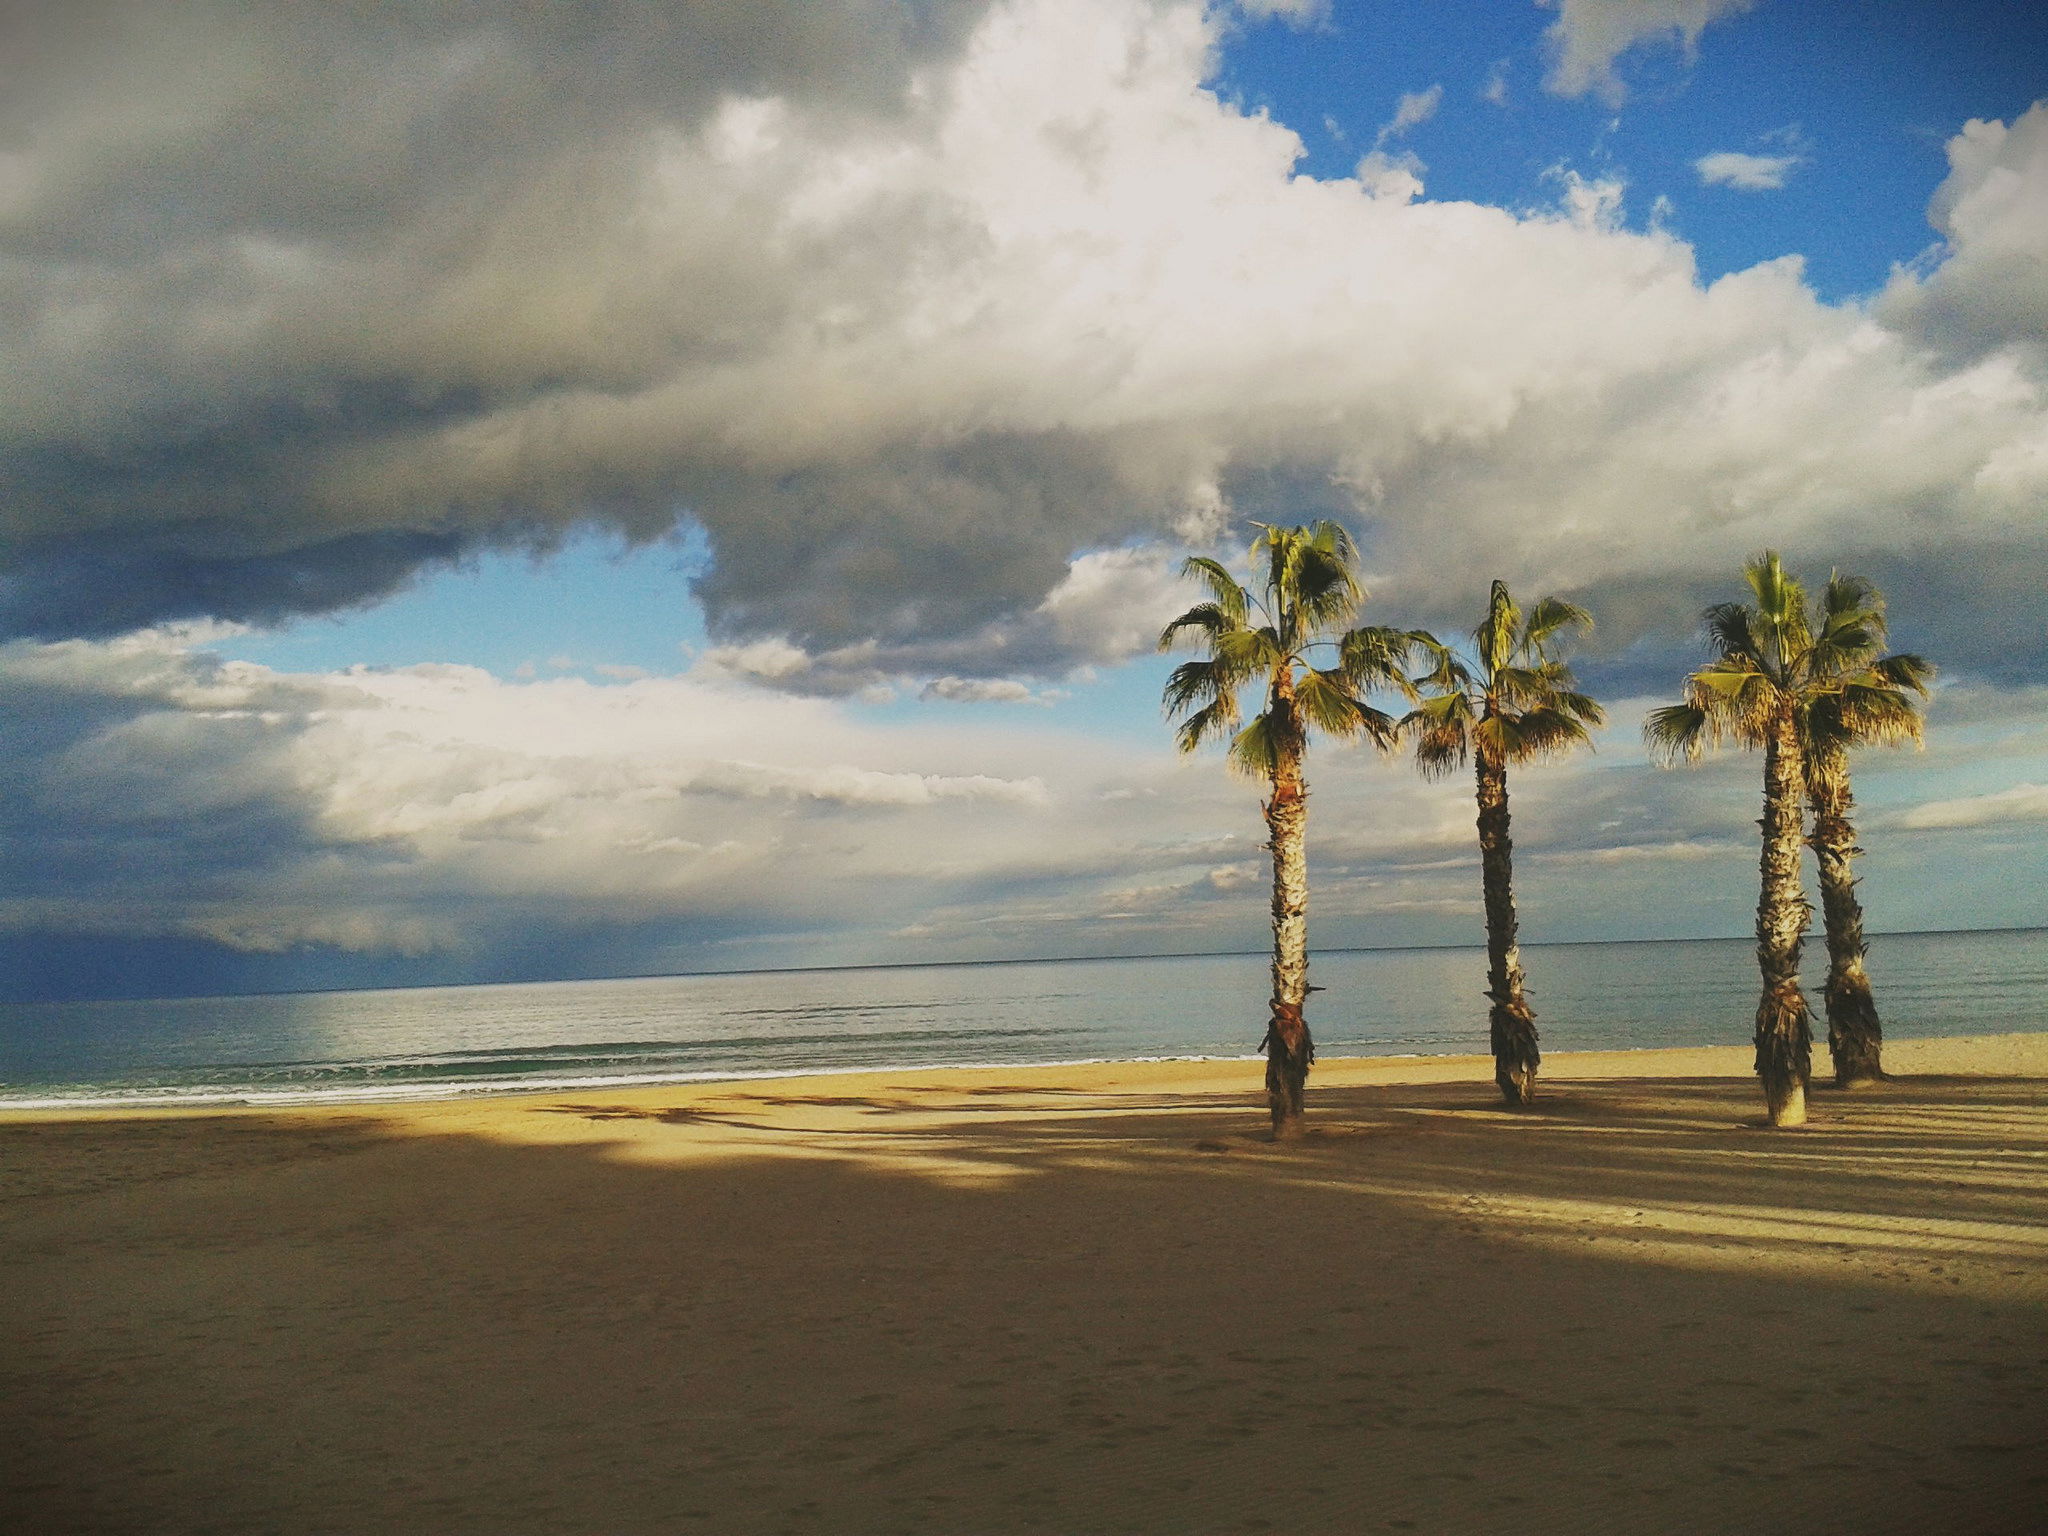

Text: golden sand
xmin=4 ymin=1034 xmax=2045 ymax=1534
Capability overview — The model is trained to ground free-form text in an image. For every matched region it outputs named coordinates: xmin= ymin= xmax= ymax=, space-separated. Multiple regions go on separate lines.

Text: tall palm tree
xmin=1645 ymin=552 xmax=1892 ymax=1127
xmin=1160 ymin=522 xmax=1414 ymax=1138
xmin=1801 ymin=580 xmax=1933 ymax=1087
xmin=1404 ymin=581 xmax=1604 ymax=1107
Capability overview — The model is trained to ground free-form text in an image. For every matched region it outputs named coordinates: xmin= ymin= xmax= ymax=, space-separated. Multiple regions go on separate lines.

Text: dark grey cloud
xmin=0 ymin=1 xmax=980 ymax=247
xmin=685 ymin=435 xmax=1165 ymax=653
xmin=0 ymin=0 xmax=998 ymax=637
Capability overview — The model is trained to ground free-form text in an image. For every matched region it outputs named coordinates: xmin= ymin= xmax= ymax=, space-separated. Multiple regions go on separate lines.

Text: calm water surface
xmin=1 ymin=929 xmax=2042 ymax=1108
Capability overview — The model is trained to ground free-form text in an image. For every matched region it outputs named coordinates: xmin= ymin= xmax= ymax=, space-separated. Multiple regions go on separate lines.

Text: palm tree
xmin=1645 ymin=552 xmax=1893 ymax=1127
xmin=1404 ymin=581 xmax=1604 ymax=1107
xmin=1801 ymin=579 xmax=1933 ymax=1087
xmin=1160 ymin=522 xmax=1415 ymax=1138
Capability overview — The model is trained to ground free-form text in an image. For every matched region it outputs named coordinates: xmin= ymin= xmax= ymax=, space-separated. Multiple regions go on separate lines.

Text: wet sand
xmin=4 ymin=1033 xmax=2045 ymax=1534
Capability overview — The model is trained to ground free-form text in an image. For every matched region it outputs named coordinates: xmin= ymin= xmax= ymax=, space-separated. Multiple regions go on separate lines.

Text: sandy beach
xmin=4 ymin=1033 xmax=2045 ymax=1535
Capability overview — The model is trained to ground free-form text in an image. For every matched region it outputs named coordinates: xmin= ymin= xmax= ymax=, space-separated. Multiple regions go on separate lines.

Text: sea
xmin=1 ymin=928 xmax=2043 ymax=1111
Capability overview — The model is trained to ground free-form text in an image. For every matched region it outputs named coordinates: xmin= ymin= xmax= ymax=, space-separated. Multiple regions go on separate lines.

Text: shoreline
xmin=5 ymin=1027 xmax=2045 ymax=1118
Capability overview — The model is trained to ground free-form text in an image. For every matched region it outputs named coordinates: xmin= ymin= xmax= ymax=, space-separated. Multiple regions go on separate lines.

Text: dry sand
xmin=4 ymin=1034 xmax=2046 ymax=1535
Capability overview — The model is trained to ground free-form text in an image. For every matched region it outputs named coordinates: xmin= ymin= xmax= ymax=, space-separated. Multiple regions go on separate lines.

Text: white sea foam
xmin=0 ymin=1053 xmax=1270 ymax=1111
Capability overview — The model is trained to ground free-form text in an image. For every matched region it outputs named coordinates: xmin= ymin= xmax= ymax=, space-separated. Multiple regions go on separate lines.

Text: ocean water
xmin=1 ymin=929 xmax=2042 ymax=1110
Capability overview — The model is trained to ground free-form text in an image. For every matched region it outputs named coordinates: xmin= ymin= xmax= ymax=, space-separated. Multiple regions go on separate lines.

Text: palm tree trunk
xmin=1754 ymin=708 xmax=1814 ymax=1127
xmin=1262 ymin=686 xmax=1312 ymax=1139
xmin=1807 ymin=739 xmax=1884 ymax=1087
xmin=1475 ymin=747 xmax=1538 ymax=1106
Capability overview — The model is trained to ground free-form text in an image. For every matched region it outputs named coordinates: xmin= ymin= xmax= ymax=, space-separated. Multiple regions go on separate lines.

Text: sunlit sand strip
xmin=1347 ymin=1186 xmax=2048 ymax=1299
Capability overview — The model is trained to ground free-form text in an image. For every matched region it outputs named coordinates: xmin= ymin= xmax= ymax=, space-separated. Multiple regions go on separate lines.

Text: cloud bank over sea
xmin=3 ymin=623 xmax=2038 ymax=996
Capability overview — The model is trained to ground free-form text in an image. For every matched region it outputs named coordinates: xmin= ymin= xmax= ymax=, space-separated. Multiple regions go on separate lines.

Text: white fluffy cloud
xmin=1881 ymin=101 xmax=2048 ymax=369
xmin=1695 ymin=150 xmax=1802 ymax=191
xmin=921 ymin=676 xmax=1039 ymax=702
xmin=1894 ymin=782 xmax=2048 ymax=830
xmin=1354 ymin=83 xmax=1442 ymax=203
xmin=1383 ymin=85 xmax=1444 ymax=141
xmin=1541 ymin=0 xmax=1759 ymax=103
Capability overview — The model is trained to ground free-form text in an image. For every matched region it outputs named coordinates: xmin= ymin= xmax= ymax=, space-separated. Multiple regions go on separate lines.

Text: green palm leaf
xmin=1178 ymin=558 xmax=1249 ymax=625
xmin=1225 ymin=712 xmax=1283 ymax=780
xmin=1643 ymin=702 xmax=1710 ymax=764
xmin=1160 ymin=524 xmax=1405 ymax=769
xmin=1174 ymin=697 xmax=1241 ymax=755
xmin=1522 ymin=595 xmax=1594 ymax=653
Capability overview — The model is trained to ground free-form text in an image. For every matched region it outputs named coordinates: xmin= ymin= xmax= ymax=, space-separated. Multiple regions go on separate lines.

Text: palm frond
xmin=1496 ymin=705 xmax=1596 ymax=764
xmin=1295 ymin=668 xmax=1366 ymax=739
xmin=1404 ymin=689 xmax=1475 ymax=727
xmin=1158 ymin=601 xmax=1243 ymax=652
xmin=1249 ymin=525 xmax=1296 ymax=627
xmin=1473 ymin=580 xmax=1520 ymax=676
xmin=1173 ymin=696 xmax=1241 ymax=755
xmin=1745 ymin=550 xmax=1807 ymax=634
xmin=1211 ymin=625 xmax=1285 ymax=684
xmin=1835 ymin=684 xmax=1925 ymax=748
xmin=1757 ymin=557 xmax=1814 ymax=668
xmin=1178 ymin=557 xmax=1249 ymax=625
xmin=1409 ymin=649 xmax=1471 ymax=697
xmin=1404 ymin=699 xmax=1473 ymax=779
xmin=1686 ymin=661 xmax=1769 ymax=714
xmin=1162 ymin=658 xmax=1228 ymax=719
xmin=1701 ymin=601 xmax=1761 ymax=663
xmin=1338 ymin=624 xmax=1422 ymax=695
xmin=1820 ymin=571 xmax=1886 ymax=644
xmin=1521 ymin=595 xmax=1594 ymax=656
xmin=1289 ymin=519 xmax=1359 ymax=582
xmin=1802 ymin=692 xmax=1855 ymax=755
xmin=1644 ymin=702 xmax=1712 ymax=765
xmin=1551 ymin=689 xmax=1607 ymax=728
xmin=1404 ymin=629 xmax=1465 ymax=693
xmin=1490 ymin=664 xmax=1554 ymax=707
xmin=1225 ymin=712 xmax=1282 ymax=781
xmin=1807 ymin=616 xmax=1883 ymax=682
xmin=1876 ymin=652 xmax=1935 ymax=695
xmin=1294 ymin=561 xmax=1362 ymax=638
xmin=1249 ymin=522 xmax=1363 ymax=649
xmin=1310 ymin=519 xmax=1359 ymax=562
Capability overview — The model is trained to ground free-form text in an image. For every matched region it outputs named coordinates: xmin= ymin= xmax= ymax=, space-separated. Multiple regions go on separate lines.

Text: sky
xmin=2 ymin=0 xmax=2046 ymax=1001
